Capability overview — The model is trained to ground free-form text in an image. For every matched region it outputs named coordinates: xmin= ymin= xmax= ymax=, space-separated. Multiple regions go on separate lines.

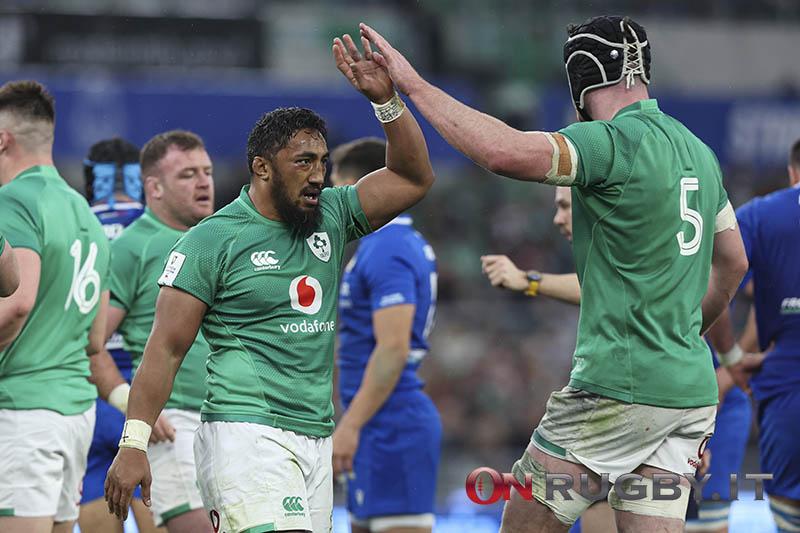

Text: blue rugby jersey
xmin=91 ymin=200 xmax=144 ymax=373
xmin=337 ymin=215 xmax=437 ymax=403
xmin=736 ymin=184 xmax=800 ymax=401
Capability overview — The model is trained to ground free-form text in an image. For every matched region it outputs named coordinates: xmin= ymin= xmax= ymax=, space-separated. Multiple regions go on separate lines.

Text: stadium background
xmin=1 ymin=0 xmax=796 ymax=531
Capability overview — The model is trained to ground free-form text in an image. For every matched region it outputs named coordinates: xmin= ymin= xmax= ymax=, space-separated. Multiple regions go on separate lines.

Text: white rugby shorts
xmin=194 ymin=421 xmax=333 ymax=533
xmin=0 ymin=404 xmax=95 ymax=522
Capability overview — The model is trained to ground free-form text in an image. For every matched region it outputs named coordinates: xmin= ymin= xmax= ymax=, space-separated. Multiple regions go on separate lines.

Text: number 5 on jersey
xmin=677 ymin=177 xmax=703 ymax=256
xmin=65 ymin=239 xmax=101 ymax=314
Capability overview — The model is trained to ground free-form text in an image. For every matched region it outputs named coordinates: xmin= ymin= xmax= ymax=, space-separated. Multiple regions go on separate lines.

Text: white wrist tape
xmin=107 ymin=383 xmax=130 ymax=415
xmin=717 ymin=344 xmax=744 ymax=367
xmin=119 ymin=419 xmax=152 ymax=452
xmin=371 ymin=92 xmax=405 ymax=123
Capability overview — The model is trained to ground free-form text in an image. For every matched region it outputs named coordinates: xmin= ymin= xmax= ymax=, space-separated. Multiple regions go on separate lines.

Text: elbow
xmin=8 ymin=301 xmax=32 ymax=323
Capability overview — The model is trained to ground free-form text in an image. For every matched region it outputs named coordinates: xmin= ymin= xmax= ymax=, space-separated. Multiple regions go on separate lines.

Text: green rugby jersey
xmin=110 ymin=208 xmax=210 ymax=411
xmin=158 ymin=185 xmax=371 ymax=437
xmin=557 ymin=100 xmax=728 ymax=408
xmin=0 ymin=166 xmax=110 ymax=414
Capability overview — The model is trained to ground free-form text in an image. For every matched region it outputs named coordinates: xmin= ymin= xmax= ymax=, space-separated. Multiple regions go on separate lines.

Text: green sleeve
xmin=322 ymin=185 xmax=372 ymax=242
xmin=0 ymin=191 xmax=42 ymax=254
xmin=157 ymin=225 xmax=220 ymax=306
xmin=0 ymin=233 xmax=4 ymax=251
xmin=109 ymin=236 xmax=140 ymax=311
xmin=709 ymin=148 xmax=729 ymax=213
xmin=558 ymin=121 xmax=617 ymax=189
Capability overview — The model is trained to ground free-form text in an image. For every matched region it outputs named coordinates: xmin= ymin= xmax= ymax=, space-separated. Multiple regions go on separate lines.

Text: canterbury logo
xmin=251 ymin=250 xmax=279 ymax=266
xmin=282 ymin=496 xmax=304 ymax=512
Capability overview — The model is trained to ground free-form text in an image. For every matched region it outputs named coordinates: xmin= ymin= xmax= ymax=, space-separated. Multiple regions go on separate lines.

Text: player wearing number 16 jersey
xmin=358 ymin=15 xmax=748 ymax=531
xmin=0 ymin=80 xmax=111 ymax=533
xmin=331 ymin=138 xmax=441 ymax=533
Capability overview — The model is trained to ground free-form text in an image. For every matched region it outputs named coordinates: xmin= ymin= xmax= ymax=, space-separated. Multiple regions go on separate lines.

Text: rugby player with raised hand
xmin=361 ymin=15 xmax=747 ymax=532
xmin=105 ymin=31 xmax=435 ymax=533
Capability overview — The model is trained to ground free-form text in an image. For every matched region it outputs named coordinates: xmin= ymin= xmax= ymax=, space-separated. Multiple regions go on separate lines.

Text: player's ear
xmin=144 ymin=174 xmax=163 ymax=200
xmin=788 ymin=164 xmax=800 ymax=187
xmin=252 ymin=156 xmax=272 ymax=182
xmin=0 ymin=130 xmax=11 ymax=154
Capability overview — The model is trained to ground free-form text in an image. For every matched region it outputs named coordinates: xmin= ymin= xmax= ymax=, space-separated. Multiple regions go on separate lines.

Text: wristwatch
xmin=524 ymin=270 xmax=542 ymax=297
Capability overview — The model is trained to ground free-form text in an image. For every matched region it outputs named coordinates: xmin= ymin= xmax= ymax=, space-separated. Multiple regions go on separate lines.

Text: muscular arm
xmin=700 ymin=226 xmax=748 ymax=335
xmin=481 ymin=255 xmax=581 ymax=305
xmin=332 ymin=304 xmax=414 ymax=476
xmin=333 ymin=34 xmax=434 ymax=230
xmin=360 ymin=24 xmax=555 ymax=182
xmin=0 ymin=249 xmax=39 ymax=352
xmin=0 ymin=240 xmax=19 ymax=297
xmin=126 ymin=286 xmax=206 ymax=426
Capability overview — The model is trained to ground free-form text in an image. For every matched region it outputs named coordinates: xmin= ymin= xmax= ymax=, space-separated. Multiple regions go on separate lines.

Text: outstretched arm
xmin=359 ymin=23 xmax=556 ymax=182
xmin=480 ymin=254 xmax=581 ymax=306
xmin=333 ymin=33 xmax=435 ymax=230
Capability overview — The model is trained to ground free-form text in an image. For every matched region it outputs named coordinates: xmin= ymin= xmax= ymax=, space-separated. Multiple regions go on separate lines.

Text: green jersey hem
xmin=0 ymin=508 xmax=13 ymax=516
xmin=568 ymin=378 xmax=718 ymax=408
xmin=201 ymin=412 xmax=333 ymax=438
xmin=160 ymin=503 xmax=193 ymax=523
xmin=240 ymin=524 xmax=276 ymax=533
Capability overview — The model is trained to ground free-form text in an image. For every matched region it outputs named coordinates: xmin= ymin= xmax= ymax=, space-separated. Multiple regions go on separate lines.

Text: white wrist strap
xmin=371 ymin=92 xmax=405 ymax=123
xmin=119 ymin=419 xmax=152 ymax=452
xmin=717 ymin=344 xmax=744 ymax=367
xmin=107 ymin=383 xmax=130 ymax=415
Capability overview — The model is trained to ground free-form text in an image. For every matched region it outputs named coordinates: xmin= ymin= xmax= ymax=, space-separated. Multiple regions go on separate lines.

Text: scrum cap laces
xmin=563 ymin=16 xmax=650 ymax=121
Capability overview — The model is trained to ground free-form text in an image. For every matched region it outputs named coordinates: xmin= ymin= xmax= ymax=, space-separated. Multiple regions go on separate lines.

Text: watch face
xmin=527 ymin=271 xmax=542 ymax=283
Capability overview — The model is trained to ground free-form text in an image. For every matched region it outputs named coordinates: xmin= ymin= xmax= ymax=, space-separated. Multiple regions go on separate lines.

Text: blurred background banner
xmin=2 ymin=1 xmax=797 ymax=532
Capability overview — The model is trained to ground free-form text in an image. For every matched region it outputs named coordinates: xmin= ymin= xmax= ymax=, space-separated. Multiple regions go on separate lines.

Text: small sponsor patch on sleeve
xmin=542 ymin=133 xmax=578 ymax=186
xmin=158 ymin=252 xmax=186 ymax=287
xmin=379 ymin=292 xmax=406 ymax=307
xmin=714 ymin=200 xmax=736 ymax=233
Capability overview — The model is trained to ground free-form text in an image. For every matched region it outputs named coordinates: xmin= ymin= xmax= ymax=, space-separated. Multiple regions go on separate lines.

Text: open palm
xmin=333 ymin=34 xmax=394 ymax=104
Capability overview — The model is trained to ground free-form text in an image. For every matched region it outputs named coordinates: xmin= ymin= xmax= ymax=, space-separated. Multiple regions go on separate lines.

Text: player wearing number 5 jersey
xmin=359 ymin=15 xmax=748 ymax=532
xmin=0 ymin=80 xmax=111 ymax=533
xmin=331 ymin=138 xmax=441 ymax=533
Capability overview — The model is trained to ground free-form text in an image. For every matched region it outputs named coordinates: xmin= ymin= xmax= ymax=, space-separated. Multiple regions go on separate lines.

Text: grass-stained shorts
xmin=194 ymin=421 xmax=333 ymax=533
xmin=532 ymin=386 xmax=716 ymax=483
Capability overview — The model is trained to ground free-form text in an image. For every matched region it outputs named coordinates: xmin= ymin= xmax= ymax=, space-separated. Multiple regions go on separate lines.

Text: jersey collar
xmin=613 ymin=98 xmax=659 ymax=120
xmin=235 ymin=185 xmax=289 ymax=228
xmin=141 ymin=207 xmax=185 ymax=235
xmin=13 ymin=165 xmax=61 ymax=182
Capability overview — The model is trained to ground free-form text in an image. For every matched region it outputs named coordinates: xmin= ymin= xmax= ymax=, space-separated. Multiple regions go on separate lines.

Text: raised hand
xmin=358 ymin=23 xmax=424 ymax=97
xmin=333 ymin=33 xmax=394 ymax=104
xmin=481 ymin=254 xmax=529 ymax=292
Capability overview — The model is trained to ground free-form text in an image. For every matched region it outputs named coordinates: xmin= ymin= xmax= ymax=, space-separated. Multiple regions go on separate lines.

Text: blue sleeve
xmin=362 ymin=245 xmax=418 ymax=312
xmin=735 ymin=201 xmax=756 ymax=290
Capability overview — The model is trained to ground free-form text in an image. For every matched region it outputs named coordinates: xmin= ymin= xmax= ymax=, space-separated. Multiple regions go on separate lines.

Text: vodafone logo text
xmin=290 ymin=275 xmax=322 ymax=315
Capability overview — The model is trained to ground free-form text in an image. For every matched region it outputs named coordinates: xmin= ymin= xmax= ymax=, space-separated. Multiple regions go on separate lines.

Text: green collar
xmin=613 ymin=98 xmax=659 ymax=119
xmin=14 ymin=165 xmax=60 ymax=181
xmin=236 ymin=185 xmax=289 ymax=228
xmin=141 ymin=207 xmax=185 ymax=235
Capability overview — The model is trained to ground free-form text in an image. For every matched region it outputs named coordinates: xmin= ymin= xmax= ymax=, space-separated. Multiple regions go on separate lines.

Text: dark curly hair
xmin=246 ymin=107 xmax=327 ymax=175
